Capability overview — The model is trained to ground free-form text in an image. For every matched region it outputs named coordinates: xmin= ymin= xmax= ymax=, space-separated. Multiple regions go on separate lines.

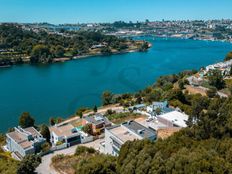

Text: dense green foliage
xmin=93 ymin=105 xmax=98 ymax=113
xmin=81 ymin=123 xmax=93 ymax=135
xmin=0 ymin=134 xmax=19 ymax=174
xmin=76 ymin=96 xmax=232 ymax=173
xmin=0 ymin=156 xmax=18 ymax=174
xmin=16 ymin=155 xmax=41 ymax=174
xmin=208 ymin=69 xmax=225 ymax=89
xmin=49 ymin=117 xmax=64 ymax=126
xmin=0 ymin=24 xmax=145 ymax=65
xmin=102 ymin=91 xmax=114 ymax=105
xmin=19 ymin=112 xmax=35 ymax=128
xmin=76 ymin=66 xmax=232 ymax=173
xmin=40 ymin=124 xmax=50 ymax=143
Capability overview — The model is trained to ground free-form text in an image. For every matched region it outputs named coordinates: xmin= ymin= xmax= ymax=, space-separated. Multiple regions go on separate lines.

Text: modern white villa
xmin=6 ymin=126 xmax=46 ymax=160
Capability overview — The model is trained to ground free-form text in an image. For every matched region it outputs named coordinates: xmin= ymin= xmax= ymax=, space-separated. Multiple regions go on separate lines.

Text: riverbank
xmin=0 ymin=40 xmax=151 ymax=68
xmin=54 ymin=48 xmax=144 ymax=63
xmin=129 ymin=34 xmax=232 ymax=43
xmin=0 ymin=48 xmax=145 ymax=68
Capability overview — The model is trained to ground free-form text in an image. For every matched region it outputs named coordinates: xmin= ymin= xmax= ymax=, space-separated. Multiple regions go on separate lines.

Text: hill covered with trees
xmin=0 ymin=24 xmax=148 ymax=66
xmin=73 ymin=95 xmax=232 ymax=174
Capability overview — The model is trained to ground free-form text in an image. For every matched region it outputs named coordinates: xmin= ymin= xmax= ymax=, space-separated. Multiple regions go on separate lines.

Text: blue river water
xmin=0 ymin=37 xmax=232 ymax=132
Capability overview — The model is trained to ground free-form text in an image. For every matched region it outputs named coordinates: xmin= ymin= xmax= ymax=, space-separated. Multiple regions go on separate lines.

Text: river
xmin=0 ymin=37 xmax=232 ymax=132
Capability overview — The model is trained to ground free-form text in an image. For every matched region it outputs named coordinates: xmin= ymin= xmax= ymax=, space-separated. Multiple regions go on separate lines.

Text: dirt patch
xmin=185 ymin=85 xmax=207 ymax=96
xmin=109 ymin=114 xmax=147 ymax=124
xmin=51 ymin=153 xmax=96 ymax=174
xmin=157 ymin=128 xmax=181 ymax=139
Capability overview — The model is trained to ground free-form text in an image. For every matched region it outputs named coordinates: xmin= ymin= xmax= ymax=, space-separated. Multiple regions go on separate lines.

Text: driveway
xmin=36 ymin=138 xmax=104 ymax=174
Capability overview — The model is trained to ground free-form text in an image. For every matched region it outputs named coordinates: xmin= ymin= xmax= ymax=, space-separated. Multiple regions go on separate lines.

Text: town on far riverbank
xmin=2 ymin=19 xmax=232 ymax=67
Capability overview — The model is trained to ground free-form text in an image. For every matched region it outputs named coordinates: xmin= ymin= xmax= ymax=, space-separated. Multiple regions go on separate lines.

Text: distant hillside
xmin=0 ymin=24 xmax=147 ymax=66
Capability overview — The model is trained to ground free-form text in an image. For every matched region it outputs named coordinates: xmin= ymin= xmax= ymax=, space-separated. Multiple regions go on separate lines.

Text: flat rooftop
xmin=7 ymin=131 xmax=26 ymax=144
xmin=135 ymin=117 xmax=168 ymax=130
xmin=158 ymin=111 xmax=189 ymax=128
xmin=84 ymin=114 xmax=111 ymax=126
xmin=122 ymin=120 xmax=156 ymax=139
xmin=6 ymin=127 xmax=41 ymax=150
xmin=50 ymin=123 xmax=78 ymax=137
xmin=109 ymin=125 xmax=138 ymax=143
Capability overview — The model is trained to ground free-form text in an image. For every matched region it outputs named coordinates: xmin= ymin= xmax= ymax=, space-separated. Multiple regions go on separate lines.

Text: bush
xmin=17 ymin=155 xmax=41 ymax=174
xmin=51 ymin=154 xmax=65 ymax=163
xmin=75 ymin=146 xmax=96 ymax=156
xmin=75 ymin=154 xmax=117 ymax=174
xmin=207 ymin=87 xmax=217 ymax=98
xmin=41 ymin=142 xmax=51 ymax=152
xmin=56 ymin=141 xmax=64 ymax=146
xmin=81 ymin=124 xmax=93 ymax=135
xmin=224 ymin=51 xmax=232 ymax=61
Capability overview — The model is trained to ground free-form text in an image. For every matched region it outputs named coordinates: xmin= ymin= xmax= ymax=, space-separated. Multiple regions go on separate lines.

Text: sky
xmin=0 ymin=0 xmax=232 ymax=24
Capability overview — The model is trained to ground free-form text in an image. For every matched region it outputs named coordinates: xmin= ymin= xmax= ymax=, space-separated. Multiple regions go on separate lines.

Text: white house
xmin=50 ymin=123 xmax=93 ymax=147
xmin=6 ymin=127 xmax=46 ymax=160
xmin=157 ymin=111 xmax=189 ymax=128
xmin=50 ymin=123 xmax=81 ymax=147
xmin=104 ymin=120 xmax=156 ymax=156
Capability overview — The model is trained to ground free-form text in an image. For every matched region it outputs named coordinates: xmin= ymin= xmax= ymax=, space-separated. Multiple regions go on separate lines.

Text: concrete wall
xmin=104 ymin=128 xmax=122 ymax=156
xmin=81 ymin=135 xmax=94 ymax=144
xmin=51 ymin=132 xmax=64 ymax=145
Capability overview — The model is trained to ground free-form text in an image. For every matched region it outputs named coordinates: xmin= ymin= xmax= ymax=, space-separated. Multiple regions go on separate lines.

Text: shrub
xmin=41 ymin=142 xmax=51 ymax=152
xmin=56 ymin=141 xmax=64 ymax=146
xmin=51 ymin=154 xmax=65 ymax=163
xmin=75 ymin=146 xmax=96 ymax=156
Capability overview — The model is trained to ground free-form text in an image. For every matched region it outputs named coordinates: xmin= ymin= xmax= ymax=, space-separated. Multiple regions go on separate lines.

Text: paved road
xmin=36 ymin=138 xmax=104 ymax=174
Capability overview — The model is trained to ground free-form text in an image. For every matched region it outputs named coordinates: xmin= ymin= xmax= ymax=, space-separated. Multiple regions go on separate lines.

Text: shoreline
xmin=0 ymin=47 xmax=149 ymax=68
xmin=136 ymin=34 xmax=232 ymax=44
xmin=1 ymin=35 xmax=231 ymax=68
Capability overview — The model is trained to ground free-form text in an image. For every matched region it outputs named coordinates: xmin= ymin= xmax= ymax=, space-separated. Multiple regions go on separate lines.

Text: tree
xmin=155 ymin=108 xmax=162 ymax=115
xmin=105 ymin=109 xmax=116 ymax=115
xmin=191 ymin=95 xmax=209 ymax=118
xmin=139 ymin=42 xmax=149 ymax=52
xmin=17 ymin=154 xmax=41 ymax=174
xmin=224 ymin=51 xmax=232 ymax=61
xmin=76 ymin=107 xmax=89 ymax=118
xmin=82 ymin=124 xmax=93 ymax=135
xmin=230 ymin=64 xmax=232 ymax=76
xmin=207 ymin=87 xmax=217 ymax=98
xmin=136 ymin=96 xmax=142 ymax=104
xmin=40 ymin=124 xmax=50 ymax=143
xmin=208 ymin=69 xmax=225 ymax=89
xmin=49 ymin=117 xmax=56 ymax=126
xmin=102 ymin=91 xmax=113 ymax=105
xmin=178 ymin=79 xmax=185 ymax=89
xmin=19 ymin=112 xmax=35 ymax=128
xmin=93 ymin=105 xmax=98 ymax=113
xmin=30 ymin=44 xmax=51 ymax=63
xmin=166 ymin=89 xmax=186 ymax=104
xmin=100 ymin=47 xmax=112 ymax=55
xmin=53 ymin=45 xmax=64 ymax=57
xmin=41 ymin=142 xmax=51 ymax=152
